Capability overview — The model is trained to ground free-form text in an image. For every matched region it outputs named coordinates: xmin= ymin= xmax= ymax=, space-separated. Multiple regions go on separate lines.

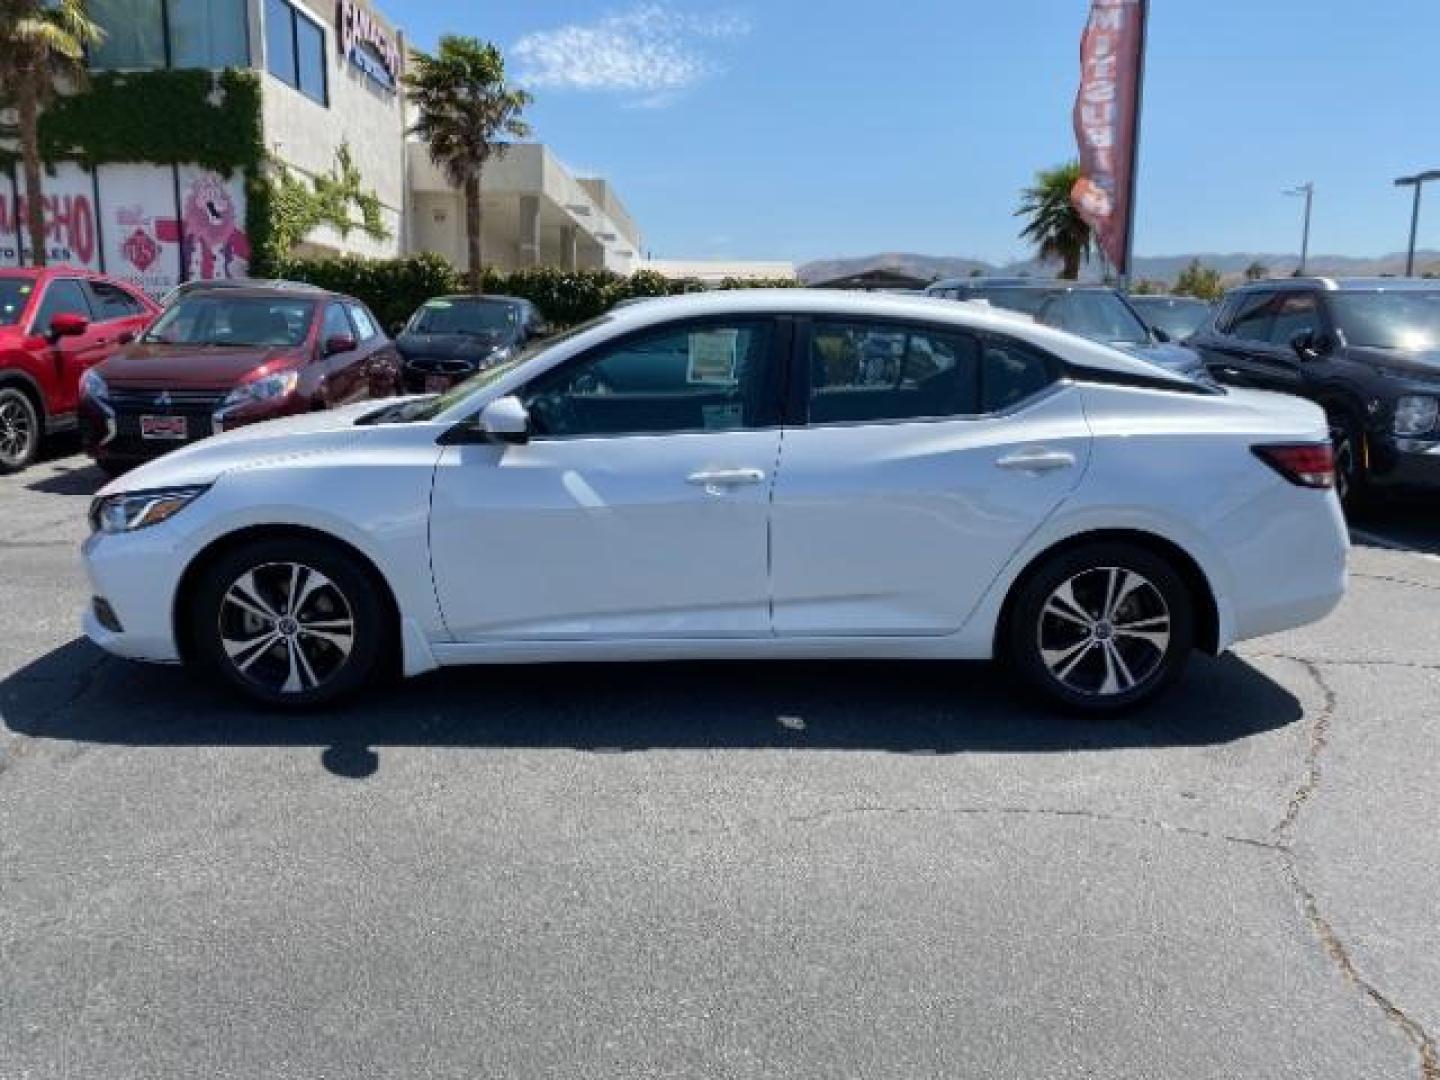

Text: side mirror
xmin=118 ymin=330 xmax=136 ymax=346
xmin=1152 ymin=327 xmax=1172 ymax=344
xmin=324 ymin=333 xmax=357 ymax=357
xmin=478 ymin=395 xmax=530 ymax=444
xmin=389 ymin=321 xmax=406 ymax=337
xmin=1290 ymin=330 xmax=1325 ymax=360
xmin=49 ymin=312 xmax=89 ymax=340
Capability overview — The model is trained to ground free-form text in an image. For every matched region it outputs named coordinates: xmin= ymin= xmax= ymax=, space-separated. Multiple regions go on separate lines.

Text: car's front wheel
xmin=190 ymin=537 xmax=390 ymax=707
xmin=0 ymin=386 xmax=41 ymax=474
xmin=1007 ymin=542 xmax=1195 ymax=714
xmin=1328 ymin=411 xmax=1368 ymax=509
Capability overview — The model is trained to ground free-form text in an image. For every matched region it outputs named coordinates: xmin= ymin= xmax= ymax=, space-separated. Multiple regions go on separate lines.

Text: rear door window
xmin=808 ymin=321 xmax=981 ymax=423
xmin=85 ymin=280 xmax=146 ymax=322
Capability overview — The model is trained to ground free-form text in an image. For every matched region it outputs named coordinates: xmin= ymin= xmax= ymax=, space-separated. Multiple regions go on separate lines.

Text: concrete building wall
xmin=258 ymin=0 xmax=407 ymax=259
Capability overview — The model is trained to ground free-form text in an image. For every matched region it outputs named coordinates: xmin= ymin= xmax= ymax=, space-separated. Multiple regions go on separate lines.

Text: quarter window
xmin=1227 ymin=292 xmax=1277 ymax=341
xmin=85 ymin=281 xmax=146 ymax=321
xmin=808 ymin=321 xmax=981 ymax=423
xmin=348 ymin=304 xmax=379 ymax=342
xmin=522 ymin=321 xmax=776 ymax=437
xmin=1267 ymin=293 xmax=1320 ymax=346
xmin=31 ymin=280 xmax=92 ymax=335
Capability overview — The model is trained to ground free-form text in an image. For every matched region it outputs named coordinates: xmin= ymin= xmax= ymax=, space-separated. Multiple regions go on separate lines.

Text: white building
xmin=408 ymin=142 xmax=644 ymax=275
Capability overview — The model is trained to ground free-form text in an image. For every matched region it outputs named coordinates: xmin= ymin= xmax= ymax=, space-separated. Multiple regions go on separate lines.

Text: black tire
xmin=0 ymin=386 xmax=42 ymax=474
xmin=1006 ymin=541 xmax=1195 ymax=715
xmin=1328 ymin=410 xmax=1369 ymax=511
xmin=189 ymin=537 xmax=391 ymax=708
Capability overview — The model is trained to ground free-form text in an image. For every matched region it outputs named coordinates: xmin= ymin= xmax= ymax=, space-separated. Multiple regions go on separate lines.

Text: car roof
xmin=173 ymin=286 xmax=335 ymax=301
xmin=1129 ymin=295 xmax=1210 ymax=305
xmin=599 ymin=289 xmax=1194 ymax=386
xmin=424 ymin=294 xmax=530 ymax=305
xmin=928 ymin=277 xmax=1112 ymax=292
xmin=1231 ymin=276 xmax=1440 ymax=293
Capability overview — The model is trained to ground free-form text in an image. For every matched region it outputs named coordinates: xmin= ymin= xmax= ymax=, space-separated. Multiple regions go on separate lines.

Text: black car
xmin=1128 ymin=295 xmax=1213 ymax=343
xmin=925 ymin=278 xmax=1205 ymax=378
xmin=1190 ymin=278 xmax=1440 ymax=503
xmin=395 ymin=295 xmax=549 ymax=393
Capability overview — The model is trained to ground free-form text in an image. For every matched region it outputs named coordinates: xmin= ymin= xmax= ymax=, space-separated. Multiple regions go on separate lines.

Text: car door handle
xmin=687 ymin=467 xmax=767 ymax=492
xmin=996 ymin=449 xmax=1076 ymax=473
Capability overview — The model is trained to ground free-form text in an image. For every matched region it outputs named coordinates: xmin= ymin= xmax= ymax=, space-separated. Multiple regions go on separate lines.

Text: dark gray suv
xmin=1190 ymin=278 xmax=1440 ymax=503
xmin=925 ymin=278 xmax=1205 ymax=379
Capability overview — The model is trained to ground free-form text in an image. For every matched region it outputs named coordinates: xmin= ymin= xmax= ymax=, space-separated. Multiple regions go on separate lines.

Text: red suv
xmin=0 ymin=267 xmax=159 ymax=473
xmin=79 ymin=285 xmax=402 ymax=475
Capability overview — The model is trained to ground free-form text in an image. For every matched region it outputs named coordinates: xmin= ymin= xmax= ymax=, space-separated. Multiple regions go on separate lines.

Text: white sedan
xmin=82 ymin=291 xmax=1348 ymax=713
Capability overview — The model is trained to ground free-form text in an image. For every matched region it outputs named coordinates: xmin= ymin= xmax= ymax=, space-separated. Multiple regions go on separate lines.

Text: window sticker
xmin=424 ymin=299 xmax=453 ymax=309
xmin=688 ymin=329 xmax=740 ymax=385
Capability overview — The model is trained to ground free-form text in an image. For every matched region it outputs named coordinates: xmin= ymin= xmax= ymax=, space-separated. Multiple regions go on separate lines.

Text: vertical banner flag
xmin=1072 ymin=0 xmax=1146 ymax=275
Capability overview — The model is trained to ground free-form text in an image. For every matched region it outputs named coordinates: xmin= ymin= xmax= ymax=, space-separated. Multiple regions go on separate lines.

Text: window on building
xmin=266 ymin=0 xmax=328 ymax=105
xmin=808 ymin=321 xmax=981 ymax=424
xmin=90 ymin=0 xmax=167 ymax=69
xmin=170 ymin=0 xmax=249 ymax=68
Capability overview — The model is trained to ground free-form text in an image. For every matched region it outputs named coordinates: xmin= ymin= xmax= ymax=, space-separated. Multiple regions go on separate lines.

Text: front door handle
xmin=996 ymin=449 xmax=1076 ymax=473
xmin=687 ymin=467 xmax=767 ymax=493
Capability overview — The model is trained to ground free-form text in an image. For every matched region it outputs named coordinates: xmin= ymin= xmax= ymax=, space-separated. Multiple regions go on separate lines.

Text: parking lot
xmin=2 ymin=444 xmax=1438 ymax=1078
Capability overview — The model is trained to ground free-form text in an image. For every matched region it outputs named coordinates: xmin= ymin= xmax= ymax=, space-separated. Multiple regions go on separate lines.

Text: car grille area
xmin=104 ymin=388 xmax=228 ymax=457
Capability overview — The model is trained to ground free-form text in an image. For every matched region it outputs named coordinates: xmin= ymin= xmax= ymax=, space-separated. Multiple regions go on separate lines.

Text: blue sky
xmin=396 ymin=1 xmax=1440 ymax=265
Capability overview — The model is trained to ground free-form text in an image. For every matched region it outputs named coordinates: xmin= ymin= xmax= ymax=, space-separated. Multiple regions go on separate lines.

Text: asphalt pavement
xmin=2 ymin=446 xmax=1437 ymax=1079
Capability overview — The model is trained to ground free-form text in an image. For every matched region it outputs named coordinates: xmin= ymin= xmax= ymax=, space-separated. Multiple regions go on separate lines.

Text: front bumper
xmin=81 ymin=392 xmax=302 ymax=465
xmin=1368 ymin=433 xmax=1440 ymax=493
xmin=81 ymin=525 xmax=186 ymax=663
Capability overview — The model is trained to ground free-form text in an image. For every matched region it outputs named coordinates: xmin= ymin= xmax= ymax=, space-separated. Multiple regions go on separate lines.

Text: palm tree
xmin=1244 ymin=260 xmax=1269 ymax=281
xmin=1015 ymin=161 xmax=1092 ymax=280
xmin=0 ymin=0 xmax=102 ymax=267
xmin=405 ymin=36 xmax=531 ymax=292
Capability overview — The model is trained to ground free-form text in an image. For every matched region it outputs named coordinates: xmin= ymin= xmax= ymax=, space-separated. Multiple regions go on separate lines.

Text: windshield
xmin=408 ymin=299 xmax=520 ymax=336
xmin=143 ymin=296 xmax=315 ymax=347
xmin=377 ymin=317 xmax=613 ymax=424
xmin=1039 ymin=291 xmax=1151 ymax=346
xmin=0 ymin=276 xmax=36 ymax=327
xmin=1329 ymin=290 xmax=1440 ymax=350
xmin=1135 ymin=300 xmax=1211 ymax=341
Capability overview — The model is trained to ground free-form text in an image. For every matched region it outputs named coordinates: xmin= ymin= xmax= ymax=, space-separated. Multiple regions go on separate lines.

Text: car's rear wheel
xmin=190 ymin=537 xmax=389 ymax=708
xmin=1007 ymin=542 xmax=1194 ymax=714
xmin=0 ymin=386 xmax=41 ymax=474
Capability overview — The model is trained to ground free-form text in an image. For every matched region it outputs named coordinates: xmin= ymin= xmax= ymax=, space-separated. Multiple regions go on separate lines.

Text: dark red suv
xmin=0 ymin=267 xmax=159 ymax=473
xmin=79 ymin=286 xmax=401 ymax=474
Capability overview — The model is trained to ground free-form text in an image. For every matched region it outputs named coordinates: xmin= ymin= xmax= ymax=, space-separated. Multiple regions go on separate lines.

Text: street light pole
xmin=1394 ymin=170 xmax=1440 ymax=277
xmin=1284 ymin=183 xmax=1314 ymax=275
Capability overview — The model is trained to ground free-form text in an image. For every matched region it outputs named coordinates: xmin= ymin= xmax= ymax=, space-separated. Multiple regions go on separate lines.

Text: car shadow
xmin=24 ymin=459 xmax=107 ymax=497
xmin=1 ymin=640 xmax=1303 ymax=779
xmin=1349 ymin=497 xmax=1440 ymax=557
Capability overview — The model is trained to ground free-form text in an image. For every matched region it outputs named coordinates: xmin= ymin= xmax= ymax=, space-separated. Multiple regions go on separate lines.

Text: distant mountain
xmin=799 ymin=250 xmax=1440 ymax=287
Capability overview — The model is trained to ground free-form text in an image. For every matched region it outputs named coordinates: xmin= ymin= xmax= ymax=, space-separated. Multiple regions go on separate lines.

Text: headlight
xmin=219 ymin=369 xmax=300 ymax=411
xmin=80 ymin=368 xmax=109 ymax=402
xmin=89 ymin=486 xmax=208 ymax=535
xmin=1394 ymin=396 xmax=1439 ymax=436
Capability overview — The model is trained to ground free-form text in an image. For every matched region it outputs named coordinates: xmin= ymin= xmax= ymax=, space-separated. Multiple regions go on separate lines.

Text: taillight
xmin=1252 ymin=443 xmax=1335 ymax=490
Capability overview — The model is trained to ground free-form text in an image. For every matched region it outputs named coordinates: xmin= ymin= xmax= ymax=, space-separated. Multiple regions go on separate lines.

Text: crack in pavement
xmin=1269 ymin=655 xmax=1440 ymax=1080
xmin=1248 ymin=651 xmax=1440 ymax=674
xmin=785 ymin=802 xmax=1283 ymax=852
xmin=1350 ymin=571 xmax=1440 ymax=594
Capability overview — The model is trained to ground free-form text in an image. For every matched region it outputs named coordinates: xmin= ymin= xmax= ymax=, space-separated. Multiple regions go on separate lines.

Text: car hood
xmin=96 ymin=398 xmax=421 ymax=496
xmin=1113 ymin=340 xmax=1205 ymax=375
xmin=1347 ymin=345 xmax=1440 ymax=382
xmin=396 ymin=331 xmax=513 ymax=359
xmin=98 ymin=343 xmax=301 ymax=387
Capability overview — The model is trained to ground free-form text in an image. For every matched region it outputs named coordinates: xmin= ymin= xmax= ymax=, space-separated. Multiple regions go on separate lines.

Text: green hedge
xmin=271 ymin=254 xmax=800 ymax=330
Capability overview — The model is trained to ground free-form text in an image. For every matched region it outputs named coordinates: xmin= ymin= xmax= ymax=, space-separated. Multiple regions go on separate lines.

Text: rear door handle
xmin=996 ymin=449 xmax=1076 ymax=473
xmin=687 ymin=467 xmax=767 ymax=493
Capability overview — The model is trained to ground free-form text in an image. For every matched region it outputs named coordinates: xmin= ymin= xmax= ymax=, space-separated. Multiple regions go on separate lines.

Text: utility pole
xmin=1394 ymin=170 xmax=1440 ymax=277
xmin=1284 ymin=183 xmax=1314 ymax=276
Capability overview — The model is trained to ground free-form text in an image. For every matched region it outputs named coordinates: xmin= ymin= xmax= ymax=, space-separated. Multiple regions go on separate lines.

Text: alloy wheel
xmin=0 ymin=391 xmax=38 ymax=469
xmin=1036 ymin=566 xmax=1172 ymax=698
xmin=217 ymin=562 xmax=356 ymax=696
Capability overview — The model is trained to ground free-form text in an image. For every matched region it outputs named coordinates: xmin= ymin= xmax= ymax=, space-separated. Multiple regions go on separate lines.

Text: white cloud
xmin=514 ymin=4 xmax=750 ymax=99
